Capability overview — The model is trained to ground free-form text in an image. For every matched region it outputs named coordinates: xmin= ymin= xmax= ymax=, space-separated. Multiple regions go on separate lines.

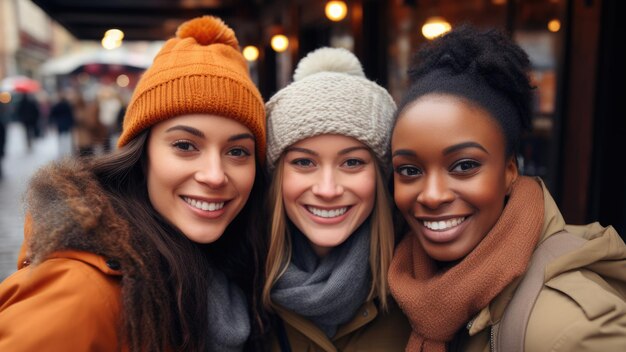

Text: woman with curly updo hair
xmin=388 ymin=25 xmax=626 ymax=352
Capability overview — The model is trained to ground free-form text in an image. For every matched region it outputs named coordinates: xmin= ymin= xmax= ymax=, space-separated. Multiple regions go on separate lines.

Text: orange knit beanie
xmin=117 ymin=16 xmax=266 ymax=161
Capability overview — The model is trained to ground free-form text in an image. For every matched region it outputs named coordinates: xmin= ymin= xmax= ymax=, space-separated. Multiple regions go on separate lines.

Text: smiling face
xmin=392 ymin=95 xmax=518 ymax=262
xmin=147 ymin=114 xmax=256 ymax=244
xmin=281 ymin=134 xmax=377 ymax=257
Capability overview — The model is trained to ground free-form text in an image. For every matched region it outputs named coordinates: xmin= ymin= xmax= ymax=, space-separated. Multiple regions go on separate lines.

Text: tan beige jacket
xmin=453 ymin=179 xmax=626 ymax=352
xmin=268 ymin=297 xmax=411 ymax=352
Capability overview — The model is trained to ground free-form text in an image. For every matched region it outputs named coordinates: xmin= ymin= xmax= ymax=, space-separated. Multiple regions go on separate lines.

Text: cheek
xmin=232 ymin=164 xmax=256 ymax=199
xmin=281 ymin=169 xmax=306 ymax=205
xmin=393 ymin=180 xmax=414 ymax=213
xmin=468 ymin=170 xmax=509 ymax=207
xmin=355 ymin=170 xmax=377 ymax=207
xmin=146 ymin=156 xmax=172 ymax=201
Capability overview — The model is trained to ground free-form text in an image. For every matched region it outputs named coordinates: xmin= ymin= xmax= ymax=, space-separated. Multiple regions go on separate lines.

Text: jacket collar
xmin=274 ymin=299 xmax=378 ymax=351
xmin=21 ymin=159 xmax=132 ymax=275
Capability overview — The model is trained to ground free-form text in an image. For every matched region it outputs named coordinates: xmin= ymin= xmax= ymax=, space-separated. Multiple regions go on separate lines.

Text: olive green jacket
xmin=268 ymin=297 xmax=411 ymax=352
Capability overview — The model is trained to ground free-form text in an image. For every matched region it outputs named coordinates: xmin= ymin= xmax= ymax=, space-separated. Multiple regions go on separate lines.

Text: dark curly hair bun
xmin=397 ymin=25 xmax=535 ymax=157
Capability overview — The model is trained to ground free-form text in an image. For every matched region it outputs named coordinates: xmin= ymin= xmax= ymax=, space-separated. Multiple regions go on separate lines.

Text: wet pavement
xmin=0 ymin=123 xmax=59 ymax=280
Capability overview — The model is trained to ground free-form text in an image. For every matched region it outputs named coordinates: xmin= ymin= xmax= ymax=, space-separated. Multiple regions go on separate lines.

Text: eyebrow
xmin=392 ymin=142 xmax=488 ymax=158
xmin=285 ymin=147 xmax=318 ymax=156
xmin=164 ymin=126 xmax=254 ymax=142
xmin=443 ymin=142 xmax=488 ymax=155
xmin=228 ymin=133 xmax=255 ymax=142
xmin=338 ymin=146 xmax=369 ymax=155
xmin=392 ymin=149 xmax=416 ymax=158
xmin=165 ymin=125 xmax=204 ymax=137
xmin=286 ymin=145 xmax=369 ymax=156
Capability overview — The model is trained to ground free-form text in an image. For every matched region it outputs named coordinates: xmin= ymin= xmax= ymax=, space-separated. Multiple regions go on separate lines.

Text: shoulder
xmin=0 ymin=253 xmax=123 ymax=351
xmin=525 ymin=269 xmax=626 ymax=352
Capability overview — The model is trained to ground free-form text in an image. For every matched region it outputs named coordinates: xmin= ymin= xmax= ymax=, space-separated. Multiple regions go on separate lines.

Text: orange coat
xmin=0 ymin=249 xmax=126 ymax=351
xmin=0 ymin=160 xmax=131 ymax=351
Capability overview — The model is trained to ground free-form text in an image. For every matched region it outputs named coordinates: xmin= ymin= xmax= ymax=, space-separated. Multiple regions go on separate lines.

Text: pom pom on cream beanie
xmin=265 ymin=47 xmax=396 ymax=170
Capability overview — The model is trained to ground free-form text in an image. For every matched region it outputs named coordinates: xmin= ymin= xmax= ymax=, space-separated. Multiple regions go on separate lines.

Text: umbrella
xmin=40 ymin=44 xmax=159 ymax=76
xmin=1 ymin=76 xmax=41 ymax=93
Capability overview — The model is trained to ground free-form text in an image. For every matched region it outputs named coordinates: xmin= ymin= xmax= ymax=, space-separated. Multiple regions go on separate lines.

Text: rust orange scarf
xmin=388 ymin=176 xmax=544 ymax=352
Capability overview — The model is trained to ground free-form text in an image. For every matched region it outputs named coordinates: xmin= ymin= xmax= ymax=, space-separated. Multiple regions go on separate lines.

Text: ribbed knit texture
xmin=117 ymin=16 xmax=266 ymax=161
xmin=265 ymin=47 xmax=396 ymax=170
xmin=388 ymin=176 xmax=544 ymax=352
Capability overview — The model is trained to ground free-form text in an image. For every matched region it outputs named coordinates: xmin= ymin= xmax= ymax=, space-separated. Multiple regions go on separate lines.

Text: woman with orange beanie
xmin=389 ymin=25 xmax=626 ymax=352
xmin=0 ymin=16 xmax=267 ymax=351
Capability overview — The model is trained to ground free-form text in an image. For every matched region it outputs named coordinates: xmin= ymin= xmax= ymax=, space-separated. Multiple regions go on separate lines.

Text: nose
xmin=195 ymin=151 xmax=228 ymax=189
xmin=416 ymin=172 xmax=454 ymax=209
xmin=311 ymin=167 xmax=344 ymax=200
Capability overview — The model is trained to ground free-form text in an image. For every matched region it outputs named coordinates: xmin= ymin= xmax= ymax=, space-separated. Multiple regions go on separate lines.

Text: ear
xmin=504 ymin=155 xmax=519 ymax=195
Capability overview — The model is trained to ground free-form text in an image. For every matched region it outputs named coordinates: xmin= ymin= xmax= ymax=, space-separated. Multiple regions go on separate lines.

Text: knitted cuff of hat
xmin=388 ymin=176 xmax=544 ymax=352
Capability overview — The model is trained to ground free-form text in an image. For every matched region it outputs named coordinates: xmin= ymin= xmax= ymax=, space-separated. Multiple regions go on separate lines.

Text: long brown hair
xmin=89 ymin=131 xmax=267 ymax=351
xmin=262 ymin=153 xmax=395 ymax=312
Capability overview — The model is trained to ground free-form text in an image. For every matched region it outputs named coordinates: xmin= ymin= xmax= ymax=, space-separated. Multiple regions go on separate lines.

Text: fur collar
xmin=25 ymin=158 xmax=132 ymax=265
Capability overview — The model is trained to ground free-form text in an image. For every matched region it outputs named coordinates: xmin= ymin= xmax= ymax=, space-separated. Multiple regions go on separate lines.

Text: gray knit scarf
xmin=271 ymin=222 xmax=371 ymax=337
xmin=206 ymin=267 xmax=250 ymax=352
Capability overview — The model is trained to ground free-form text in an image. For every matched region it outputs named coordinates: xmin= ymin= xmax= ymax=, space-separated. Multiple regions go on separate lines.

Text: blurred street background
xmin=1 ymin=0 xmax=625 ymax=280
xmin=0 ymin=122 xmax=57 ymax=279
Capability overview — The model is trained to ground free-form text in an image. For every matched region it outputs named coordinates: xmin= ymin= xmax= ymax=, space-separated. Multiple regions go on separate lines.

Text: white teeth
xmin=183 ymin=197 xmax=224 ymax=212
xmin=307 ymin=206 xmax=348 ymax=218
xmin=423 ymin=217 xmax=466 ymax=231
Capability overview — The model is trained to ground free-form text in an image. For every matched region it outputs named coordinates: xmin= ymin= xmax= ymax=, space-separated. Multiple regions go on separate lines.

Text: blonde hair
xmin=262 ymin=153 xmax=395 ymax=311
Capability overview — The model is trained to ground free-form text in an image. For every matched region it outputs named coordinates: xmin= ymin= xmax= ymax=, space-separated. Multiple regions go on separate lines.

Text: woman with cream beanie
xmin=262 ymin=47 xmax=410 ymax=351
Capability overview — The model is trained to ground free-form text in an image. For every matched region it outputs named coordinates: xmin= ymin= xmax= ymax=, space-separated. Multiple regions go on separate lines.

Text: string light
xmin=243 ymin=46 xmax=260 ymax=61
xmin=271 ymin=34 xmax=289 ymax=52
xmin=421 ymin=17 xmax=452 ymax=40
xmin=325 ymin=1 xmax=348 ymax=22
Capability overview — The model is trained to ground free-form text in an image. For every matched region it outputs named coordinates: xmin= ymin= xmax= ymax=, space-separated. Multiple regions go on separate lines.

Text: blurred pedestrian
xmin=96 ymin=85 xmax=122 ymax=153
xmin=15 ymin=93 xmax=40 ymax=152
xmin=72 ymin=93 xmax=106 ymax=157
xmin=0 ymin=96 xmax=10 ymax=177
xmin=48 ymin=89 xmax=75 ymax=157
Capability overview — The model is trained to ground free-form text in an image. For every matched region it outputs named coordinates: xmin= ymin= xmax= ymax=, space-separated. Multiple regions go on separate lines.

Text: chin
xmin=183 ymin=227 xmax=227 ymax=244
xmin=422 ymin=242 xmax=469 ymax=263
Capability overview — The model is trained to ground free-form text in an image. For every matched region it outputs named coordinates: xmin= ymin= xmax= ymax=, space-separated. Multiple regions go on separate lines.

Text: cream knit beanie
xmin=265 ymin=47 xmax=396 ymax=170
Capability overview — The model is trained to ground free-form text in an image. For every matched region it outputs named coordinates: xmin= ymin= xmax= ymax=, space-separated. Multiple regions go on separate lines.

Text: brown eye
xmin=227 ymin=148 xmax=251 ymax=157
xmin=395 ymin=165 xmax=421 ymax=177
xmin=291 ymin=158 xmax=315 ymax=167
xmin=343 ymin=158 xmax=364 ymax=168
xmin=172 ymin=140 xmax=197 ymax=151
xmin=451 ymin=160 xmax=480 ymax=173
